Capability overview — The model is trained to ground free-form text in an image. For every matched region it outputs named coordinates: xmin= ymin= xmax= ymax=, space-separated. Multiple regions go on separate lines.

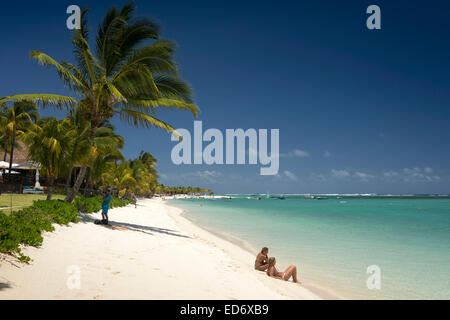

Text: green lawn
xmin=0 ymin=194 xmax=65 ymax=213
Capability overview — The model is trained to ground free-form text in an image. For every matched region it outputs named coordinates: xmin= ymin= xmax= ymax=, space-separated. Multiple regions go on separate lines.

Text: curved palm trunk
xmin=2 ymin=138 xmax=8 ymax=177
xmin=8 ymin=127 xmax=16 ymax=179
xmin=65 ymin=125 xmax=97 ymax=202
xmin=65 ymin=165 xmax=87 ymax=202
xmin=64 ymin=167 xmax=74 ymax=195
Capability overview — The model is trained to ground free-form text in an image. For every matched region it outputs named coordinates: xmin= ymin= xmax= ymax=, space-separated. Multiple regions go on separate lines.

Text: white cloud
xmin=273 ymin=170 xmax=299 ymax=182
xmin=323 ymin=151 xmax=332 ymax=158
xmin=178 ymin=170 xmax=223 ymax=183
xmin=354 ymin=172 xmax=375 ymax=180
xmin=424 ymin=167 xmax=433 ymax=174
xmin=402 ymin=167 xmax=440 ymax=182
xmin=310 ymin=173 xmax=326 ymax=182
xmin=293 ymin=149 xmax=310 ymax=158
xmin=331 ymin=169 xmax=350 ymax=179
xmin=159 ymin=173 xmax=168 ymax=180
xmin=383 ymin=170 xmax=399 ymax=178
xmin=283 ymin=170 xmax=298 ymax=181
xmin=281 ymin=149 xmax=310 ymax=158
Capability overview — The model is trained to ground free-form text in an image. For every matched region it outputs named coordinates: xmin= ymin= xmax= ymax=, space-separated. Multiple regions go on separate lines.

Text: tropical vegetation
xmin=0 ymin=2 xmax=214 ymax=265
xmin=0 ymin=2 xmax=199 ymax=202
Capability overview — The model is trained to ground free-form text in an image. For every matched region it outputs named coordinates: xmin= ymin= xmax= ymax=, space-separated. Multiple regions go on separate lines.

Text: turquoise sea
xmin=169 ymin=195 xmax=450 ymax=299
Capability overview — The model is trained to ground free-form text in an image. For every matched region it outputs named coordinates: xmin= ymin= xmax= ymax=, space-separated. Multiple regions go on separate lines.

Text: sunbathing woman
xmin=266 ymin=257 xmax=301 ymax=284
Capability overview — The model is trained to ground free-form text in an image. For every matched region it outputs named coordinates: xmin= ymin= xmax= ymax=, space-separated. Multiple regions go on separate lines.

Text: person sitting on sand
xmin=254 ymin=247 xmax=269 ymax=271
xmin=101 ymin=189 xmax=112 ymax=224
xmin=266 ymin=257 xmax=301 ymax=284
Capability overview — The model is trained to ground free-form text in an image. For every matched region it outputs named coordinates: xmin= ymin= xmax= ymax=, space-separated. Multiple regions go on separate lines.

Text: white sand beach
xmin=0 ymin=199 xmax=322 ymax=300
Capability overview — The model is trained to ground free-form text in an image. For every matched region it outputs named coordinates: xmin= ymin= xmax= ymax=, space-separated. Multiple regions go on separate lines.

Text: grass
xmin=0 ymin=194 xmax=65 ymax=214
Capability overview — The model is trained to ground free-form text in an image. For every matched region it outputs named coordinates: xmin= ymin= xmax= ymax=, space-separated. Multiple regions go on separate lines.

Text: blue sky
xmin=1 ymin=0 xmax=449 ymax=194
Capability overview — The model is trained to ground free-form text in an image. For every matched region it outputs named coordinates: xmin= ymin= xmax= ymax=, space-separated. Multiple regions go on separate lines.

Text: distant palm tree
xmin=0 ymin=101 xmax=39 ymax=177
xmin=101 ymin=162 xmax=137 ymax=197
xmin=137 ymin=151 xmax=158 ymax=178
xmin=0 ymin=2 xmax=197 ymax=202
xmin=22 ymin=118 xmax=73 ymax=200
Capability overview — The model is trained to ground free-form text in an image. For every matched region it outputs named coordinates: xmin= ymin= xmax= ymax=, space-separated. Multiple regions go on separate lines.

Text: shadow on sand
xmin=0 ymin=282 xmax=12 ymax=291
xmin=79 ymin=214 xmax=191 ymax=238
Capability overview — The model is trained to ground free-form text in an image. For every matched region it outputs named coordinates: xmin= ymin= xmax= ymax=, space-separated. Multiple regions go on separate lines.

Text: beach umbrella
xmin=0 ymin=161 xmax=19 ymax=168
xmin=14 ymin=162 xmax=40 ymax=170
xmin=0 ymin=161 xmax=10 ymax=168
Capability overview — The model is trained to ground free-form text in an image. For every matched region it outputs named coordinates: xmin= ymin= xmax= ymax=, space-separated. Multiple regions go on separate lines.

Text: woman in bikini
xmin=266 ymin=257 xmax=301 ymax=284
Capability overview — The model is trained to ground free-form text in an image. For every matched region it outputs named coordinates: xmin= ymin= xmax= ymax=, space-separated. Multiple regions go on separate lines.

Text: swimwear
xmin=276 ymin=267 xmax=286 ymax=280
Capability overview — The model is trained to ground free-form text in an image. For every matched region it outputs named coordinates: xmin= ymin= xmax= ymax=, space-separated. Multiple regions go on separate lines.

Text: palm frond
xmin=115 ymin=108 xmax=181 ymax=138
xmin=30 ymin=51 xmax=88 ymax=92
xmin=125 ymin=98 xmax=198 ymax=117
xmin=0 ymin=94 xmax=78 ymax=109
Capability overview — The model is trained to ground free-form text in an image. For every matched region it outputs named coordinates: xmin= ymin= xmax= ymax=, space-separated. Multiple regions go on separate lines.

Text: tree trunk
xmin=2 ymin=137 xmax=8 ymax=177
xmin=65 ymin=122 xmax=99 ymax=202
xmin=65 ymin=165 xmax=87 ymax=202
xmin=46 ymin=176 xmax=54 ymax=201
xmin=83 ymin=167 xmax=91 ymax=197
xmin=64 ymin=167 xmax=74 ymax=195
xmin=8 ymin=127 xmax=16 ymax=179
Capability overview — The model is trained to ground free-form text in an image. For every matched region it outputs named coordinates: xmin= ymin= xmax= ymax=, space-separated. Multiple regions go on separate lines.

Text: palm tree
xmin=0 ymin=3 xmax=198 ymax=202
xmin=0 ymin=101 xmax=39 ymax=178
xmin=137 ymin=151 xmax=158 ymax=178
xmin=62 ymin=109 xmax=92 ymax=195
xmin=22 ymin=118 xmax=73 ymax=200
xmin=101 ymin=162 xmax=137 ymax=197
xmin=0 ymin=103 xmax=10 ymax=163
xmin=86 ymin=121 xmax=125 ymax=195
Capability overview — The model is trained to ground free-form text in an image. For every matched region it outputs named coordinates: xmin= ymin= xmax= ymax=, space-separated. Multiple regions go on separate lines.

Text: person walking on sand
xmin=133 ymin=194 xmax=137 ymax=208
xmin=254 ymin=247 xmax=269 ymax=271
xmin=101 ymin=188 xmax=112 ymax=224
xmin=266 ymin=257 xmax=301 ymax=284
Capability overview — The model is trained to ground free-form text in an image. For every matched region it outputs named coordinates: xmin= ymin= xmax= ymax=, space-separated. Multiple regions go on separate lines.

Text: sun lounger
xmin=23 ymin=188 xmax=44 ymax=194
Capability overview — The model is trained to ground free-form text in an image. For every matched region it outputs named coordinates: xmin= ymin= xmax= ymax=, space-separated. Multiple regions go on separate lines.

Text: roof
xmin=0 ymin=142 xmax=29 ymax=165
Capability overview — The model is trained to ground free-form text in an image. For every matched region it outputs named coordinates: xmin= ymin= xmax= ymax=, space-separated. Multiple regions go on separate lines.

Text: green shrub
xmin=110 ymin=197 xmax=133 ymax=208
xmin=0 ymin=207 xmax=53 ymax=263
xmin=32 ymin=200 xmax=79 ymax=225
xmin=74 ymin=196 xmax=102 ymax=213
xmin=0 ymin=196 xmax=132 ymax=262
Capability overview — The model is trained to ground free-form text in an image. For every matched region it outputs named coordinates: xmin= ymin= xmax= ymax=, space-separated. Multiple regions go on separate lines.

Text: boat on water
xmin=309 ymin=196 xmax=328 ymax=200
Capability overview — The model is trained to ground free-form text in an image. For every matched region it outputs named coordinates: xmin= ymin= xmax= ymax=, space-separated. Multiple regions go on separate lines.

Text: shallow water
xmin=169 ymin=195 xmax=450 ymax=299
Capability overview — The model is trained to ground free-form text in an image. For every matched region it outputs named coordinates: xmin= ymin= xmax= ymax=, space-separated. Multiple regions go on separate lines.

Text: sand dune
xmin=0 ymin=199 xmax=321 ymax=300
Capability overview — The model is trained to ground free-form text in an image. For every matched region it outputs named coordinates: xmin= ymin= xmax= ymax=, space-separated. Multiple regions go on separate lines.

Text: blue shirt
xmin=102 ymin=194 xmax=112 ymax=212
